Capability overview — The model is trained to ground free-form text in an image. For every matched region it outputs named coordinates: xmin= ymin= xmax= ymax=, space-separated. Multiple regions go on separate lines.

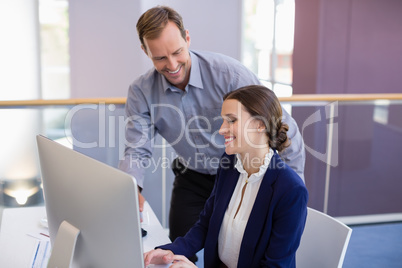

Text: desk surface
xmin=0 ymin=203 xmax=171 ymax=267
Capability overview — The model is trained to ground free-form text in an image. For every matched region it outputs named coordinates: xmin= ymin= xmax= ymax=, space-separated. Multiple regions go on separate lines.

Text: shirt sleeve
xmin=118 ymin=83 xmax=156 ymax=188
xmin=231 ymin=62 xmax=262 ymax=89
xmin=279 ymin=107 xmax=306 ymax=182
xmin=157 ymin=173 xmax=218 ymax=257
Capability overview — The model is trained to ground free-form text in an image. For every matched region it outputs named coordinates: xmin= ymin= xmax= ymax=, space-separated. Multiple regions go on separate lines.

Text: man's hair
xmin=136 ymin=6 xmax=187 ymax=52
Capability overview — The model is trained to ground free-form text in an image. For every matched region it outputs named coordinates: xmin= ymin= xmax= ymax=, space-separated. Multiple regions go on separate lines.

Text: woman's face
xmin=219 ymin=99 xmax=267 ymax=157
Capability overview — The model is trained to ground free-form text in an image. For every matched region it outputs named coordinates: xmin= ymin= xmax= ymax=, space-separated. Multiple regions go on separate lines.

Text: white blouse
xmin=218 ymin=149 xmax=274 ymax=268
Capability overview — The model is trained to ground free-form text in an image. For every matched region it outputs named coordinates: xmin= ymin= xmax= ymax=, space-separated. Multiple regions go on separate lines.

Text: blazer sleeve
xmin=157 ymin=174 xmax=219 ymax=257
xmin=261 ymin=179 xmax=308 ymax=267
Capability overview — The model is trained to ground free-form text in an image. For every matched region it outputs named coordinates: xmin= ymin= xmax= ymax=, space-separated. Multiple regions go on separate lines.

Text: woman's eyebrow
xmin=222 ymin=113 xmax=237 ymax=117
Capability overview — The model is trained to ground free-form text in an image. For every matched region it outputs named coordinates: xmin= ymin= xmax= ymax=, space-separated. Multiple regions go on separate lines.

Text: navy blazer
xmin=160 ymin=153 xmax=308 ymax=267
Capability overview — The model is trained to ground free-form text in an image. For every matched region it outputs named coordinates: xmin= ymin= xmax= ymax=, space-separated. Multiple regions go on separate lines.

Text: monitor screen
xmin=36 ymin=135 xmax=144 ymax=268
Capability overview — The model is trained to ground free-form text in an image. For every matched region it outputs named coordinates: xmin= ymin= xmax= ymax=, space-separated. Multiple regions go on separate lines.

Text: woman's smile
xmin=224 ymin=136 xmax=236 ymax=146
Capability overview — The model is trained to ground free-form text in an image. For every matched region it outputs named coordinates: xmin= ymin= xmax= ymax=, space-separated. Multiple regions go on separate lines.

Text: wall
xmin=293 ymin=0 xmax=402 ymax=94
xmin=292 ymin=0 xmax=402 ymax=217
xmin=69 ymin=0 xmax=142 ymax=98
xmin=69 ymin=0 xmax=243 ymax=98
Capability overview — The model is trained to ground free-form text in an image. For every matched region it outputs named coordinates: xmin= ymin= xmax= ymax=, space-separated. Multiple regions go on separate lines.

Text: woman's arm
xmin=156 ymin=172 xmax=220 ymax=257
xmin=261 ymin=183 xmax=308 ymax=267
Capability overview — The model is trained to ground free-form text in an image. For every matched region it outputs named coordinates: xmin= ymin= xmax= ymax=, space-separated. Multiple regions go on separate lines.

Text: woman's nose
xmin=219 ymin=123 xmax=228 ymax=136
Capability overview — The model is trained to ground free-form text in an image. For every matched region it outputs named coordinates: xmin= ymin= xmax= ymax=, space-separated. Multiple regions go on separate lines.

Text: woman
xmin=144 ymin=85 xmax=308 ymax=268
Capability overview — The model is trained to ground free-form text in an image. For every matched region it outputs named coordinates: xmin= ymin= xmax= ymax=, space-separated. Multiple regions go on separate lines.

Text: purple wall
xmin=292 ymin=0 xmax=402 ymax=217
xmin=293 ymin=0 xmax=402 ymax=94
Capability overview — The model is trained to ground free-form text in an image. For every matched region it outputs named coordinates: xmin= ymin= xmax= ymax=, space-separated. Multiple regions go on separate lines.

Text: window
xmin=242 ymin=0 xmax=295 ymax=97
xmin=39 ymin=0 xmax=70 ymax=99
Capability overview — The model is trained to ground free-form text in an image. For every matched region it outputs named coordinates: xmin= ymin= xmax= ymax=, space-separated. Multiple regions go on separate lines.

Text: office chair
xmin=296 ymin=207 xmax=352 ymax=268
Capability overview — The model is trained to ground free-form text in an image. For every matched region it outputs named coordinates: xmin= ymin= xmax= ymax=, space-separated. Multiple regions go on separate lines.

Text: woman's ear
xmin=257 ymin=121 xmax=266 ymax=132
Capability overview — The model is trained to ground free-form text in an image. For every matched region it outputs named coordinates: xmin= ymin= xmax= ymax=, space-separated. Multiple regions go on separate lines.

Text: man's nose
xmin=166 ymin=57 xmax=177 ymax=70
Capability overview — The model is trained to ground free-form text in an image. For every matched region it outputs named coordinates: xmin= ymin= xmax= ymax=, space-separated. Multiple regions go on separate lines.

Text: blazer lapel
xmin=205 ymin=161 xmax=239 ymax=266
xmin=209 ymin=167 xmax=239 ymax=229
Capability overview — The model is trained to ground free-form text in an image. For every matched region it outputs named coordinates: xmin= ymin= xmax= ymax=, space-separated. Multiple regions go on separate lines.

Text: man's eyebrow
xmin=173 ymin=48 xmax=183 ymax=53
xmin=152 ymin=55 xmax=166 ymax=60
xmin=152 ymin=48 xmax=183 ymax=60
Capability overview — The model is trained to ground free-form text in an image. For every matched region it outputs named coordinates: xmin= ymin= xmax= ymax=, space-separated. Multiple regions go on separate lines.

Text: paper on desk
xmin=29 ymin=240 xmax=51 ymax=268
xmin=26 ymin=230 xmax=51 ymax=268
xmin=27 ymin=231 xmax=50 ymax=242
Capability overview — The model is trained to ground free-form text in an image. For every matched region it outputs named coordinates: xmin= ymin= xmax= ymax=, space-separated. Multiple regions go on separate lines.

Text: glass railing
xmin=1 ymin=94 xmax=402 ymax=227
xmin=281 ymin=95 xmax=402 ymax=224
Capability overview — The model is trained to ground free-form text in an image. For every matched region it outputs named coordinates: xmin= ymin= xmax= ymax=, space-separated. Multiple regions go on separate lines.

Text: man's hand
xmin=138 ymin=191 xmax=145 ymax=216
xmin=143 ymin=249 xmax=174 ymax=266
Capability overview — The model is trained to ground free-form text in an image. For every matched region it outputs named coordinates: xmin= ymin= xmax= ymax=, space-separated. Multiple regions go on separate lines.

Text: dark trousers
xmin=169 ymin=158 xmax=216 ymax=261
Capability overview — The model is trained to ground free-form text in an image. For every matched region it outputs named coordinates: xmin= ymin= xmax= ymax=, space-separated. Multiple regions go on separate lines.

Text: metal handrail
xmin=1 ymin=93 xmax=402 ymax=107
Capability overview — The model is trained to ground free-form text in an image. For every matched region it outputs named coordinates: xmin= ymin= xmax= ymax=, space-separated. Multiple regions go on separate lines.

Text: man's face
xmin=142 ymin=21 xmax=191 ymax=90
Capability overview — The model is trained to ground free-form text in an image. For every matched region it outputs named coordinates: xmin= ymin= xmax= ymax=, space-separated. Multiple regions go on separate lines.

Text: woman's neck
xmin=239 ymin=148 xmax=270 ymax=177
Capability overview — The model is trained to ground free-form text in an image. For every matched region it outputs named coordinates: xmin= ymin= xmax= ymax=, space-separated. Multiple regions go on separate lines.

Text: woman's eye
xmin=228 ymin=119 xmax=237 ymax=124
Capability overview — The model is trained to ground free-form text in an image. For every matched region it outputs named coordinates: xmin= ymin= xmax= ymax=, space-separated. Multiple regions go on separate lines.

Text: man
xmin=118 ymin=5 xmax=305 ymax=261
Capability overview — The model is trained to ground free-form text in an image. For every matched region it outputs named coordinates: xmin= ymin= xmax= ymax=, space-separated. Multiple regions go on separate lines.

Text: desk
xmin=0 ymin=203 xmax=171 ymax=267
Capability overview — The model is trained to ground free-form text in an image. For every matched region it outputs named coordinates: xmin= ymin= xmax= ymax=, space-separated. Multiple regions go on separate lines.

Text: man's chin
xmin=168 ymin=79 xmax=187 ymax=89
xmin=163 ymin=75 xmax=180 ymax=84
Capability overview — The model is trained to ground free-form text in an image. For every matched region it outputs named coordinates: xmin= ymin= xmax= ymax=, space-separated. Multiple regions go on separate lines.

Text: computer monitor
xmin=36 ymin=135 xmax=144 ymax=268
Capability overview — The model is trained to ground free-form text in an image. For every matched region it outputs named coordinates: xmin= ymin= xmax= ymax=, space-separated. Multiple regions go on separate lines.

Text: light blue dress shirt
xmin=118 ymin=50 xmax=305 ymax=187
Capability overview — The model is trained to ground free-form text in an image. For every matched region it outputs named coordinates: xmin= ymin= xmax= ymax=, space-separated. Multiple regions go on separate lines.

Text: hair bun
xmin=269 ymin=122 xmax=290 ymax=152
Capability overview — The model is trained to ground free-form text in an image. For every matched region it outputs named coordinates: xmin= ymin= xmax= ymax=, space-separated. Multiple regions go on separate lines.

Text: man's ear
xmin=185 ymin=29 xmax=191 ymax=47
xmin=141 ymin=44 xmax=148 ymax=57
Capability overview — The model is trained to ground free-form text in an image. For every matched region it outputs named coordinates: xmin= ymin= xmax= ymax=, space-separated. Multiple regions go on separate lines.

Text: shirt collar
xmin=162 ymin=50 xmax=204 ymax=93
xmin=234 ymin=149 xmax=274 ymax=181
xmin=188 ymin=51 xmax=203 ymax=89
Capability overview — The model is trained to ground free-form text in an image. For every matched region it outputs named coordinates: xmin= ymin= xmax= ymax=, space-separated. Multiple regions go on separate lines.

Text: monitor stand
xmin=47 ymin=220 xmax=80 ymax=268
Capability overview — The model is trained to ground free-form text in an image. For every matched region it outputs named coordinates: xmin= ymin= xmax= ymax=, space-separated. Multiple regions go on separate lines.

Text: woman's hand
xmin=170 ymin=255 xmax=197 ymax=268
xmin=143 ymin=248 xmax=174 ymax=266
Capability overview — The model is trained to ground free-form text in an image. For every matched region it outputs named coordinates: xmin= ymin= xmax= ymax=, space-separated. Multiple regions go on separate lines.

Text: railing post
xmin=323 ymin=102 xmax=336 ymax=214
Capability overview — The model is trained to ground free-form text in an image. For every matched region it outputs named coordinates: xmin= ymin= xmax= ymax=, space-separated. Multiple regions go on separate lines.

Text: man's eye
xmin=228 ymin=119 xmax=237 ymax=124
